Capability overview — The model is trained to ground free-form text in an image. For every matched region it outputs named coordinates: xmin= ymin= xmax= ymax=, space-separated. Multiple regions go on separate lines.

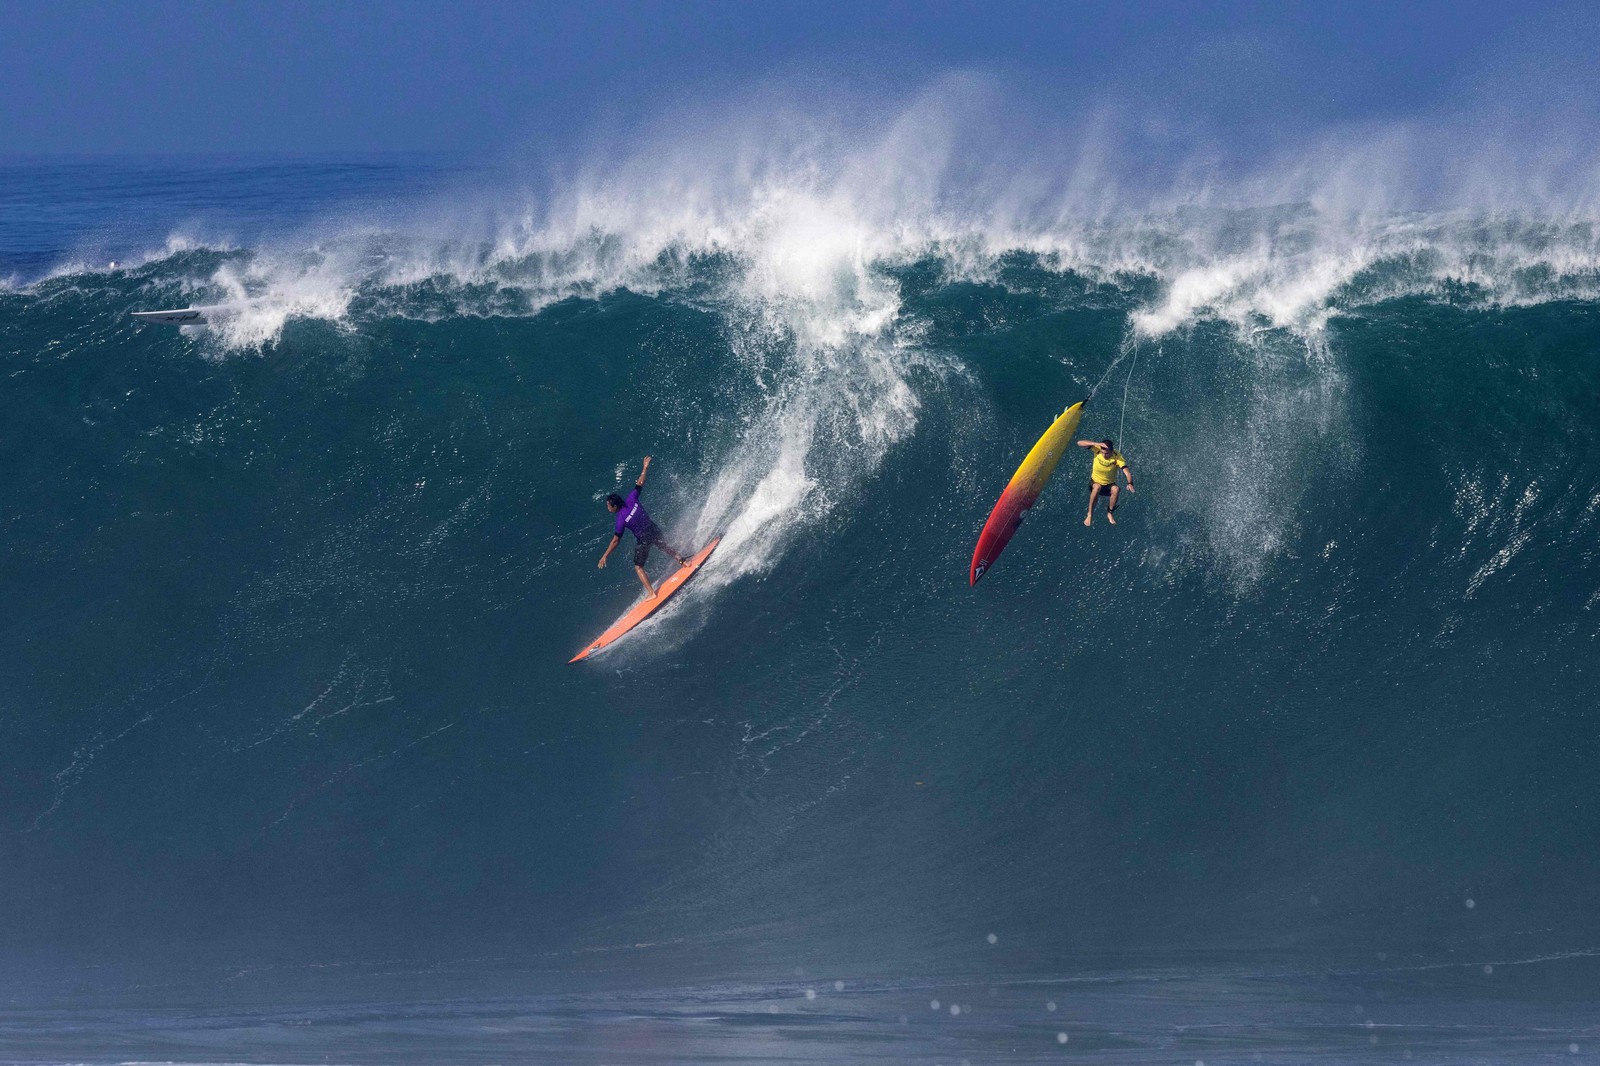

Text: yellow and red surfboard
xmin=969 ymin=401 xmax=1085 ymax=585
xmin=569 ymin=537 xmax=721 ymax=663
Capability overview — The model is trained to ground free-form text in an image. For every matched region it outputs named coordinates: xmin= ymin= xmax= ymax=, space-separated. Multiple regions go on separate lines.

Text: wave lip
xmin=88 ymin=211 xmax=1600 ymax=353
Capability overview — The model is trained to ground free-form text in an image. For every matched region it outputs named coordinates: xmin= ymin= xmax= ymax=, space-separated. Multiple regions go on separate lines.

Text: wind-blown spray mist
xmin=121 ymin=78 xmax=1600 ymax=598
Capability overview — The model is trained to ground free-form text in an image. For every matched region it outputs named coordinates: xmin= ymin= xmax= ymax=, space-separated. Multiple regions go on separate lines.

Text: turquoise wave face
xmin=3 ymin=157 xmax=1600 ymax=1005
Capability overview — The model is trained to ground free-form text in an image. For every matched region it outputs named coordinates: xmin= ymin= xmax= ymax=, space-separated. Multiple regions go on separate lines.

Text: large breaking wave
xmin=4 ymin=78 xmax=1600 ymax=997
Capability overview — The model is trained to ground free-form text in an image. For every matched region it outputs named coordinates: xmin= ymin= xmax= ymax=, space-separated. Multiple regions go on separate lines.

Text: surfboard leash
xmin=1116 ymin=339 xmax=1143 ymax=447
xmin=1089 ymin=323 xmax=1149 ymax=403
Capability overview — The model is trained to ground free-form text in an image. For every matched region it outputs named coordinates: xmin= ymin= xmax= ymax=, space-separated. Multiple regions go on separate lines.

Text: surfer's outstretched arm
xmin=1122 ymin=465 xmax=1134 ymax=492
xmin=1075 ymin=440 xmax=1100 ymax=449
xmin=635 ymin=455 xmax=652 ymax=488
xmin=598 ymin=534 xmax=621 ymax=568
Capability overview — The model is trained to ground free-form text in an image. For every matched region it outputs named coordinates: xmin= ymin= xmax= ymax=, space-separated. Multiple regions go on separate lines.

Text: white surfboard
xmin=130 ymin=307 xmax=217 ymax=325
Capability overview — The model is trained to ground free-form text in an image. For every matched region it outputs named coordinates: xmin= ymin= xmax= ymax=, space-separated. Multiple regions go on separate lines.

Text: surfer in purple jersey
xmin=599 ymin=456 xmax=691 ymax=598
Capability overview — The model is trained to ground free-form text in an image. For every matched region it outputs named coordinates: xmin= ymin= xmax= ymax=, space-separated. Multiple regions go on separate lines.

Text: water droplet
xmin=1046 ymin=1000 xmax=1058 ymax=1012
xmin=987 ymin=932 xmax=998 ymax=944
xmin=950 ymin=1004 xmax=961 ymax=1016
xmin=834 ymin=979 xmax=845 ymax=991
xmin=1465 ymin=898 xmax=1476 ymax=909
xmin=805 ymin=988 xmax=816 ymax=1000
xmin=930 ymin=999 xmax=940 ymax=1011
xmin=1483 ymin=964 xmax=1494 ymax=975
xmin=1057 ymin=1032 xmax=1069 ymax=1044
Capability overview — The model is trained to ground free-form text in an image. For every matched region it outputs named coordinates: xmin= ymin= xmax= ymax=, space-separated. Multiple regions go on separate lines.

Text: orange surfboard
xmin=569 ymin=537 xmax=721 ymax=663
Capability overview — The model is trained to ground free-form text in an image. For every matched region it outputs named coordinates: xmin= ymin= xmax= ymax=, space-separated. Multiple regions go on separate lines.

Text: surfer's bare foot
xmin=1107 ymin=512 xmax=1117 ymax=525
xmin=634 ymin=567 xmax=657 ymax=598
xmin=1083 ymin=516 xmax=1093 ymax=527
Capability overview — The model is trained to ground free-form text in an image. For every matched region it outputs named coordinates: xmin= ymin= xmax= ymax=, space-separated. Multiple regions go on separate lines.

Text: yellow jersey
xmin=1091 ymin=450 xmax=1127 ymax=486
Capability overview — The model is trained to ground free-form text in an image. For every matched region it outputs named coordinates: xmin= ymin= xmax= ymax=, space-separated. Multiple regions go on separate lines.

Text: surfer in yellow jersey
xmin=1077 ymin=438 xmax=1133 ymax=526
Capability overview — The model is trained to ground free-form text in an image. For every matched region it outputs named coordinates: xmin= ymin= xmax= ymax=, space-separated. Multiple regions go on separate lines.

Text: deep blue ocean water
xmin=2 ymin=146 xmax=1599 ymax=1063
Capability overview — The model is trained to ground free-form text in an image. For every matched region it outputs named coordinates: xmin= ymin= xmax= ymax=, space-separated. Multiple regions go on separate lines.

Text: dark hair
xmin=1102 ymin=439 xmax=1115 ymax=451
xmin=605 ymin=493 xmax=625 ymax=509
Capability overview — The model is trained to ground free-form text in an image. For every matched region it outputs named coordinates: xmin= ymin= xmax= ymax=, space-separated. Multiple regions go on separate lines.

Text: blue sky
xmin=0 ymin=0 xmax=1588 ymax=156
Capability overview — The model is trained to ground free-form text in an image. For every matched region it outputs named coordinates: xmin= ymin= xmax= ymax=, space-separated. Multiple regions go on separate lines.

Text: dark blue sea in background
xmin=2 ymin=147 xmax=1599 ymax=1064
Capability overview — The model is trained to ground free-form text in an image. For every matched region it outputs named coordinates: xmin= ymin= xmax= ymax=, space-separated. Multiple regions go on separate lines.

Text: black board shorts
xmin=632 ymin=525 xmax=679 ymax=567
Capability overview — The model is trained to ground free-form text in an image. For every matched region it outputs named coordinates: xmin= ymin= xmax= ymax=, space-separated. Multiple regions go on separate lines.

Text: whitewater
xmin=3 ymin=85 xmax=1599 ymax=1062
